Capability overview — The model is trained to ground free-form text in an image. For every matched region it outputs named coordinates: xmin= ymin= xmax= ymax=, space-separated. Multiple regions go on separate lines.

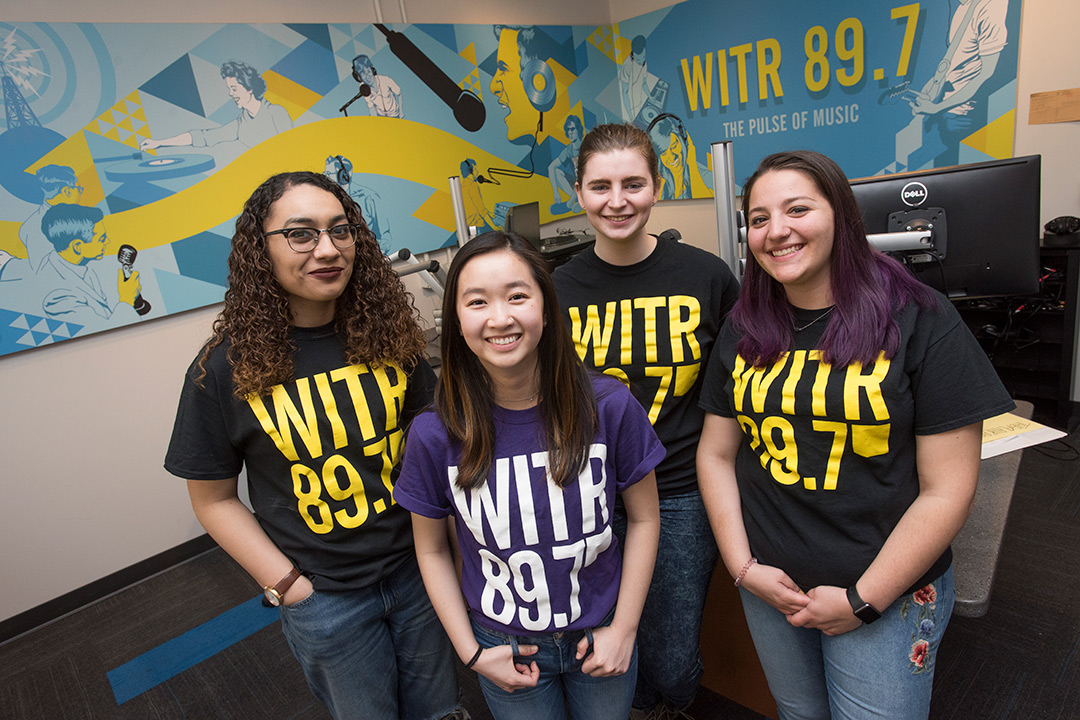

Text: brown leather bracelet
xmin=263 ymin=567 xmax=302 ymax=607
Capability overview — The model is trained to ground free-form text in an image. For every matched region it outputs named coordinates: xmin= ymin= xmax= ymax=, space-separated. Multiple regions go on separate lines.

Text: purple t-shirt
xmin=396 ymin=374 xmax=664 ymax=636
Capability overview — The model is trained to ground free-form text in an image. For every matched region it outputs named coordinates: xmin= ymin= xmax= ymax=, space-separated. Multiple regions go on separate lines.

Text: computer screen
xmin=504 ymin=201 xmax=542 ymax=251
xmin=850 ymin=155 xmax=1041 ymax=298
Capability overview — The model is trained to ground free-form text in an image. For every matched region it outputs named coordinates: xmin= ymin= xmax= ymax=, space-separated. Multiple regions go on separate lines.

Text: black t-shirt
xmin=553 ymin=236 xmax=739 ymax=496
xmin=164 ymin=324 xmax=436 ymax=591
xmin=699 ymin=294 xmax=1014 ymax=592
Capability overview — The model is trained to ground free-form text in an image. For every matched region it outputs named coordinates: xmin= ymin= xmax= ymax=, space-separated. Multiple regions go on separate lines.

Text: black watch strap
xmin=846 ymin=585 xmax=882 ymax=624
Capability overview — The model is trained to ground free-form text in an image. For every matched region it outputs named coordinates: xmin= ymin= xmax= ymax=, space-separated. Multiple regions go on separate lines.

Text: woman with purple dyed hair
xmin=696 ymin=149 xmax=1012 ymax=719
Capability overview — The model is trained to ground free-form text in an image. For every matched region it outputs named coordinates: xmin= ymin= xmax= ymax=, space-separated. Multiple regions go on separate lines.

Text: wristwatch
xmin=263 ymin=567 xmax=301 ymax=607
xmin=846 ymin=585 xmax=882 ymax=624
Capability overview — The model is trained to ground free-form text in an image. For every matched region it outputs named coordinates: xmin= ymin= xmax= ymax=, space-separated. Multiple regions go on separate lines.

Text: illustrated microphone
xmin=373 ymin=23 xmax=485 ymax=132
xmin=117 ymin=244 xmax=152 ymax=316
xmin=339 ymin=82 xmax=372 ymax=117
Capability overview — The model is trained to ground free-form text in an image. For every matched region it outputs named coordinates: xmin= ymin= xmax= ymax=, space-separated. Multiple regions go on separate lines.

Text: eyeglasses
xmin=263 ymin=224 xmax=359 ymax=253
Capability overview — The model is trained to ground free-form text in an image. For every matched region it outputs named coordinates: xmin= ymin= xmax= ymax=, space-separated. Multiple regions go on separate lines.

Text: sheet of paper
xmin=1029 ymin=88 xmax=1080 ymax=125
xmin=981 ymin=411 xmax=1067 ymax=459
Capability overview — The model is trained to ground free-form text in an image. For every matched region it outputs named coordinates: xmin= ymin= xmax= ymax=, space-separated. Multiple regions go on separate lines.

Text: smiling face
xmin=224 ymin=76 xmax=254 ymax=109
xmin=659 ymin=132 xmax=685 ymax=175
xmin=455 ymin=248 xmax=544 ymax=396
xmin=746 ymin=168 xmax=836 ymax=307
xmin=490 ymin=28 xmax=538 ymax=141
xmin=264 ymin=183 xmax=356 ymax=327
xmin=650 ymin=120 xmax=686 ymax=180
xmin=576 ymin=147 xmax=660 ymax=263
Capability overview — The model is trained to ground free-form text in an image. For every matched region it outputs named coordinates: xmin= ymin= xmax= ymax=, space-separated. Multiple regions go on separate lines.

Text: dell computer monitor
xmin=504 ymin=201 xmax=542 ymax=251
xmin=850 ymin=155 xmax=1041 ymax=298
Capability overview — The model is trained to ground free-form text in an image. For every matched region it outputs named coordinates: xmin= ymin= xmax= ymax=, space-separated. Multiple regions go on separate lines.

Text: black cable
xmin=479 ymin=117 xmax=541 ymax=185
xmin=1030 ymin=437 xmax=1080 ymax=462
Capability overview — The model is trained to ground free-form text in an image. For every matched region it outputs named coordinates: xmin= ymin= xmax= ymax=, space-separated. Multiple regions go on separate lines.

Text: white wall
xmin=3 ymin=0 xmax=1078 ymax=626
xmin=1011 ymin=0 xmax=1080 ymax=397
xmin=1015 ymin=0 xmax=1080 ymax=228
xmin=0 ymin=0 xmax=613 ymax=628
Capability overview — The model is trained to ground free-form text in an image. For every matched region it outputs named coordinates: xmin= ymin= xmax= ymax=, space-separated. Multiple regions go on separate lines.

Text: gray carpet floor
xmin=1 ymin=427 xmax=1077 ymax=719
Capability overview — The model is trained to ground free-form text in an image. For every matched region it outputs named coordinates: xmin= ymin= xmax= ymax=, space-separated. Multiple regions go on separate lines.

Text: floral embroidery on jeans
xmin=900 ymin=582 xmax=938 ymax=674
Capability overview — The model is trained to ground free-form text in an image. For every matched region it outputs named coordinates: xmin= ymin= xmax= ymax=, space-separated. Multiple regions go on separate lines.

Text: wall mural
xmin=0 ymin=0 xmax=1021 ymax=357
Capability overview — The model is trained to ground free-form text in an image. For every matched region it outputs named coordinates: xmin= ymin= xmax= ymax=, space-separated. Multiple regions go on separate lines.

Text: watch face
xmin=855 ymin=603 xmax=881 ymax=623
xmin=264 ymin=588 xmax=283 ymax=607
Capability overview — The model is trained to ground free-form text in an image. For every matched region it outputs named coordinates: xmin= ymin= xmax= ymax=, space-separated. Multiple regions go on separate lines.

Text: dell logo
xmin=901 ymin=182 xmax=928 ymax=207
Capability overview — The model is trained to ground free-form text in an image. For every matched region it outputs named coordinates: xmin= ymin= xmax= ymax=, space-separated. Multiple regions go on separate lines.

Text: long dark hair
xmin=196 ymin=171 xmax=426 ymax=397
xmin=437 ymin=231 xmax=598 ymax=490
xmin=733 ymin=150 xmax=936 ymax=367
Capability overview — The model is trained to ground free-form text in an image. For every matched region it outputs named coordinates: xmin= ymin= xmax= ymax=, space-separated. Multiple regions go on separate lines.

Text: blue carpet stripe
xmin=107 ymin=595 xmax=278 ymax=705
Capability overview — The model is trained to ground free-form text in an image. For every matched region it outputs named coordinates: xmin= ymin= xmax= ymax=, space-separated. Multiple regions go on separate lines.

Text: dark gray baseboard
xmin=0 ymin=533 xmax=217 ymax=645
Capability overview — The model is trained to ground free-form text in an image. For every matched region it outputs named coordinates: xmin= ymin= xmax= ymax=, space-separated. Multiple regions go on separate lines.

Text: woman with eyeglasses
xmin=165 ymin=171 xmax=465 ymax=720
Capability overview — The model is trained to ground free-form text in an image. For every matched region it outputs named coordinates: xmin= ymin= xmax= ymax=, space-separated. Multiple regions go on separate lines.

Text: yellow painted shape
xmin=24 ymin=132 xmax=106 ymax=208
xmin=588 ymin=26 xmax=620 ymax=63
xmin=101 ymin=117 xmax=557 ymax=250
xmin=264 ymin=70 xmax=322 ymax=121
xmin=537 ymin=59 xmax=578 ymax=146
xmin=0 ymin=221 xmax=26 ymax=258
xmin=460 ymin=42 xmax=477 ymax=66
xmin=961 ymin=109 xmax=1015 ymax=160
xmin=610 ymin=23 xmax=633 ymax=64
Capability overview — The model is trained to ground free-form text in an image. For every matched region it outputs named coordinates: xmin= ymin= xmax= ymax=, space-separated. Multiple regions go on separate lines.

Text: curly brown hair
xmin=195 ymin=171 xmax=426 ymax=398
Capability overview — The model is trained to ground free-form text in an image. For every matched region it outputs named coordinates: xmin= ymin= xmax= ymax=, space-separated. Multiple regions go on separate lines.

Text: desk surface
xmin=952 ymin=399 xmax=1033 ymax=617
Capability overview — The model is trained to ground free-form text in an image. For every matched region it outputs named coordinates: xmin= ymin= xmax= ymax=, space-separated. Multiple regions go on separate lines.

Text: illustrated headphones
xmin=515 ymin=28 xmax=556 ymax=114
xmin=521 ymin=57 xmax=556 ymax=113
xmin=332 ymin=155 xmax=352 ymax=186
xmin=646 ymin=113 xmax=688 ymax=144
xmin=351 ymin=55 xmax=378 ymax=84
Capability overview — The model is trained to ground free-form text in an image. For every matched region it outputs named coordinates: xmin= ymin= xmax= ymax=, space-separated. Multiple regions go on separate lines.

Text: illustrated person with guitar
xmin=908 ymin=0 xmax=1008 ymax=138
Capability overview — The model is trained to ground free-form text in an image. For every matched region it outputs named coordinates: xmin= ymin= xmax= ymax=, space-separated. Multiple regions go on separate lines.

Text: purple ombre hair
xmin=732 ymin=150 xmax=937 ymax=367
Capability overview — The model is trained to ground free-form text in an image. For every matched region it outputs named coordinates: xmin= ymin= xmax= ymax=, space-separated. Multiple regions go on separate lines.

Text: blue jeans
xmin=470 ymin=611 xmax=637 ymax=720
xmin=740 ymin=567 xmax=955 ymax=720
xmin=278 ymin=556 xmax=460 ymax=720
xmin=614 ymin=489 xmax=719 ymax=710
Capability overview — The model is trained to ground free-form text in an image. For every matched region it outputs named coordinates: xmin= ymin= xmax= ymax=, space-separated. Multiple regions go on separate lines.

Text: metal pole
xmin=710 ymin=140 xmax=743 ymax=276
xmin=449 ymin=175 xmax=470 ymax=247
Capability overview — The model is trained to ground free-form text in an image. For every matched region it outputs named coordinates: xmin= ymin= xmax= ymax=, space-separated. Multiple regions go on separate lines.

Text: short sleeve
xmin=908 ymin=303 xmax=1014 ymax=435
xmin=401 ymin=358 xmax=436 ymax=427
xmin=394 ymin=411 xmax=454 ymax=519
xmin=597 ymin=378 xmax=666 ymax=491
xmin=698 ymin=325 xmax=736 ymax=418
xmin=163 ymin=360 xmax=244 ymax=481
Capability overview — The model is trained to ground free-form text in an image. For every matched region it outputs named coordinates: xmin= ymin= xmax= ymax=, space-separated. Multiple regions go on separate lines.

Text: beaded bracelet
xmin=734 ymin=557 xmax=758 ymax=587
xmin=465 ymin=646 xmax=484 ymax=669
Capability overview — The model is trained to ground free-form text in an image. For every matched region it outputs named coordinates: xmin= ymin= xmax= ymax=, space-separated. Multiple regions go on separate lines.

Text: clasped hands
xmin=740 ymin=562 xmax=862 ymax=636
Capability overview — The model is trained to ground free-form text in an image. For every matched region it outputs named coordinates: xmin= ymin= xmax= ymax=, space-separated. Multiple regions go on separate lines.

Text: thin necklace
xmin=793 ymin=307 xmax=834 ymax=332
xmin=498 ymin=391 xmax=539 ymax=405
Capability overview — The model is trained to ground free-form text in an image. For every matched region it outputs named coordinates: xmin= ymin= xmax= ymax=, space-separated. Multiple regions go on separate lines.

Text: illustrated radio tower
xmin=1 ymin=59 xmax=43 ymax=129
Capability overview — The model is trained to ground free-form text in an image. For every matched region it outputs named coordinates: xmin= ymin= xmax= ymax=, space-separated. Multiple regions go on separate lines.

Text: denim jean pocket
xmin=281 ymin=588 xmax=319 ymax=612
